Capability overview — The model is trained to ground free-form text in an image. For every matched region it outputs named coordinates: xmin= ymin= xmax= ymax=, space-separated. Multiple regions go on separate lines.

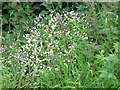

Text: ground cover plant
xmin=1 ymin=2 xmax=120 ymax=88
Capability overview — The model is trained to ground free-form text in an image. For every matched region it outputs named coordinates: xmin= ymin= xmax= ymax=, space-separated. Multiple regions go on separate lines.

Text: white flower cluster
xmin=16 ymin=11 xmax=90 ymax=73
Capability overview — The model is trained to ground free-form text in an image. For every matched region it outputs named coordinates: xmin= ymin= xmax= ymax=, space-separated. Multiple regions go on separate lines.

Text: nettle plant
xmin=15 ymin=11 xmax=91 ymax=75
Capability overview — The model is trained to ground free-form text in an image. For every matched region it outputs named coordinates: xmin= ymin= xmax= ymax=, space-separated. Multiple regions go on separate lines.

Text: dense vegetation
xmin=1 ymin=2 xmax=119 ymax=88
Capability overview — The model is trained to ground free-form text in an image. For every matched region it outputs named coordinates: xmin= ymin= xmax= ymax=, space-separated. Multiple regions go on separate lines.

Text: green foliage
xmin=1 ymin=2 xmax=119 ymax=88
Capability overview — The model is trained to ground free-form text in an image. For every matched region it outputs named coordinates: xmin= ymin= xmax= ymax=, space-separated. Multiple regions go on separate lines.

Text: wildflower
xmin=9 ymin=10 xmax=90 ymax=73
xmin=47 ymin=66 xmax=52 ymax=71
xmin=67 ymin=60 xmax=71 ymax=63
xmin=55 ymin=13 xmax=62 ymax=22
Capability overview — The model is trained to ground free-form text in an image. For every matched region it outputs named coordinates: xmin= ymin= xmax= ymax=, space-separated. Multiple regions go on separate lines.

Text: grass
xmin=1 ymin=4 xmax=120 ymax=88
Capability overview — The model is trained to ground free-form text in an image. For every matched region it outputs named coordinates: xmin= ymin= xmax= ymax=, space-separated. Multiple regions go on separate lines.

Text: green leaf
xmin=3 ymin=17 xmax=8 ymax=24
xmin=40 ymin=10 xmax=49 ymax=16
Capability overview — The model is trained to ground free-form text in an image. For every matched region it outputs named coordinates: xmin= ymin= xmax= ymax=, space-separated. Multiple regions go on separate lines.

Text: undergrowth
xmin=1 ymin=2 xmax=119 ymax=88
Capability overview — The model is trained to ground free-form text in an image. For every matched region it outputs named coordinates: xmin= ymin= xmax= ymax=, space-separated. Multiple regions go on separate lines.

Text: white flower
xmin=47 ymin=66 xmax=52 ymax=71
xmin=40 ymin=65 xmax=43 ymax=69
xmin=56 ymin=13 xmax=62 ymax=21
xmin=51 ymin=24 xmax=56 ymax=29
xmin=48 ymin=34 xmax=52 ymax=38
xmin=67 ymin=60 xmax=71 ymax=63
